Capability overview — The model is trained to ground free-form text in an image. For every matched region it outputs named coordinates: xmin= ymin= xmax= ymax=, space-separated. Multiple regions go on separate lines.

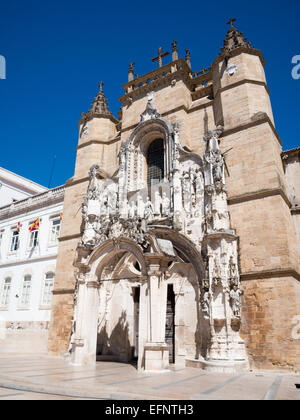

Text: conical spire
xmin=89 ymin=81 xmax=112 ymax=116
xmin=221 ymin=18 xmax=252 ymax=55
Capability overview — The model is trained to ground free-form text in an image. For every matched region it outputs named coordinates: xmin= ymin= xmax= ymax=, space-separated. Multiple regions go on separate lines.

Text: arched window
xmin=147 ymin=139 xmax=164 ymax=189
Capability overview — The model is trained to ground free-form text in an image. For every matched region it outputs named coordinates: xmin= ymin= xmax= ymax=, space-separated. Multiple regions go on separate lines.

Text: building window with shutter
xmin=41 ymin=272 xmax=54 ymax=307
xmin=21 ymin=275 xmax=32 ymax=307
xmin=10 ymin=230 xmax=19 ymax=252
xmin=0 ymin=277 xmax=11 ymax=308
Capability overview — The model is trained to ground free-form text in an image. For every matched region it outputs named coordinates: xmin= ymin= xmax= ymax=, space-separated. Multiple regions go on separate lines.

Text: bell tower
xmin=211 ymin=20 xmax=300 ymax=370
xmin=48 ymin=83 xmax=119 ymax=355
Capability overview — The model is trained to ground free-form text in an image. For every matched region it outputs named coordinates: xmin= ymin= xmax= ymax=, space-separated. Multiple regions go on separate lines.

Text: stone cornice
xmin=52 ymin=288 xmax=75 ymax=295
xmin=78 ymin=113 xmax=119 ymax=127
xmin=77 ymin=135 xmax=121 ymax=151
xmin=240 ymin=268 xmax=300 ymax=283
xmin=228 ymin=187 xmax=291 ymax=208
xmin=65 ymin=176 xmax=89 ymax=188
xmin=221 ymin=114 xmax=282 ymax=146
xmin=214 ymin=79 xmax=270 ymax=98
xmin=0 ymin=253 xmax=57 ymax=269
xmin=0 ymin=186 xmax=65 ymax=220
xmin=211 ymin=46 xmax=266 ymax=69
xmin=59 ymin=233 xmax=81 ymax=242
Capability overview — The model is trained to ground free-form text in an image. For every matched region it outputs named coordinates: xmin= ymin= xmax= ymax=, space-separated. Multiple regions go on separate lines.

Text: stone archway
xmin=71 ymin=238 xmax=148 ymax=367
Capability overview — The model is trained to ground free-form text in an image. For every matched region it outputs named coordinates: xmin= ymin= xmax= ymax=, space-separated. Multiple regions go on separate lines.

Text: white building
xmin=0 ymin=168 xmax=64 ymax=353
xmin=0 ymin=167 xmax=47 ymax=207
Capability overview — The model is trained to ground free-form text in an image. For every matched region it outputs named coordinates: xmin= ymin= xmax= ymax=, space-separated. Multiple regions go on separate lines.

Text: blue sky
xmin=0 ymin=0 xmax=299 ymax=188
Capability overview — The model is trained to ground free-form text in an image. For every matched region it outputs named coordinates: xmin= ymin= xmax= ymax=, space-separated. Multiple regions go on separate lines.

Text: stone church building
xmin=48 ymin=20 xmax=300 ymax=372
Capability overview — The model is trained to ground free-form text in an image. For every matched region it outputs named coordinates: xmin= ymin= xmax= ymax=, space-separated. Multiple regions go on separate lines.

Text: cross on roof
xmin=227 ymin=18 xmax=236 ymax=28
xmin=152 ymin=47 xmax=170 ymax=68
xmin=99 ymin=81 xmax=104 ymax=92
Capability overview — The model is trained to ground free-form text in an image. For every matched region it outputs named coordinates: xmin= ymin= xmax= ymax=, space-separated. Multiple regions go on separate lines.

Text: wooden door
xmin=165 ymin=285 xmax=175 ymax=363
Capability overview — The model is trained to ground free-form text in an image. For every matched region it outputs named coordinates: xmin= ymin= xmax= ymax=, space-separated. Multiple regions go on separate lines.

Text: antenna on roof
xmin=48 ymin=154 xmax=56 ymax=189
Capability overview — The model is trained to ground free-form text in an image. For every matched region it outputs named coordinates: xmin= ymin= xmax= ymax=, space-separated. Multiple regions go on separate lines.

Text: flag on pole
xmin=17 ymin=222 xmax=21 ymax=233
xmin=29 ymin=218 xmax=40 ymax=232
xmin=60 ymin=212 xmax=63 ymax=222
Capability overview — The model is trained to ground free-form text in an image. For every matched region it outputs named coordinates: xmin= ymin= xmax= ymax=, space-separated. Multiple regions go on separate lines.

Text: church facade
xmin=48 ymin=21 xmax=300 ymax=372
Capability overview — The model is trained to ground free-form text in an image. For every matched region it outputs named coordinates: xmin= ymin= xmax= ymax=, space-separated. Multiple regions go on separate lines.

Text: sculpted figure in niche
xmin=161 ymin=192 xmax=170 ymax=217
xmin=82 ymin=214 xmax=100 ymax=246
xmin=228 ymin=256 xmax=239 ymax=287
xmin=128 ymin=201 xmax=137 ymax=219
xmin=88 ymin=165 xmax=101 ymax=200
xmin=212 ymin=259 xmax=222 ymax=286
xmin=144 ymin=197 xmax=154 ymax=221
xmin=230 ymin=285 xmax=243 ymax=318
xmin=182 ymin=171 xmax=192 ymax=213
xmin=108 ymin=186 xmax=118 ymax=215
xmin=204 ymin=207 xmax=214 ymax=233
xmin=201 ymin=288 xmax=211 ymax=320
xmin=195 ymin=168 xmax=204 ymax=196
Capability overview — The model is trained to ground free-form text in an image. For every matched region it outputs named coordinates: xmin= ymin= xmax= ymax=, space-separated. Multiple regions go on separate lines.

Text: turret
xmin=75 ymin=82 xmax=118 ymax=179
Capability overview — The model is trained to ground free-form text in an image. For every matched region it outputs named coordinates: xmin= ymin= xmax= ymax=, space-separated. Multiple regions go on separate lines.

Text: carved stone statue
xmin=144 ymin=197 xmax=154 ymax=221
xmin=82 ymin=215 xmax=99 ymax=246
xmin=182 ymin=171 xmax=192 ymax=213
xmin=230 ymin=285 xmax=243 ymax=318
xmin=87 ymin=165 xmax=101 ymax=200
xmin=128 ymin=201 xmax=137 ymax=219
xmin=228 ymin=256 xmax=239 ymax=286
xmin=161 ymin=192 xmax=170 ymax=217
xmin=201 ymin=289 xmax=211 ymax=320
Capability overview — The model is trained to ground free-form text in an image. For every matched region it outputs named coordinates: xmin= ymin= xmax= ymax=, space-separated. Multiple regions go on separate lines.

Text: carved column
xmin=143 ymin=256 xmax=169 ymax=371
xmin=71 ymin=272 xmax=100 ymax=366
xmin=202 ymin=233 xmax=248 ymax=372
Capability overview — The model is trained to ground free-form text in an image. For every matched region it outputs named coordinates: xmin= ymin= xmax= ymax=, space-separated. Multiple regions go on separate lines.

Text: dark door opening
xmin=165 ymin=284 xmax=175 ymax=363
xmin=133 ymin=287 xmax=140 ymax=360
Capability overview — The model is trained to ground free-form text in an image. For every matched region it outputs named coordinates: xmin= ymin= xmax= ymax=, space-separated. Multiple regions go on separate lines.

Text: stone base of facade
xmin=185 ymin=357 xmax=248 ymax=373
xmin=144 ymin=343 xmax=169 ymax=371
xmin=0 ymin=321 xmax=49 ymax=354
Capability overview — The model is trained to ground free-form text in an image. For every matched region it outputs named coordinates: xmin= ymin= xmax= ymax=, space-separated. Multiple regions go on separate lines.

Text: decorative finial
xmin=128 ymin=62 xmax=135 ymax=82
xmin=200 ymin=67 xmax=208 ymax=75
xmin=185 ymin=49 xmax=191 ymax=69
xmin=172 ymin=40 xmax=178 ymax=61
xmin=87 ymin=82 xmax=112 ymax=117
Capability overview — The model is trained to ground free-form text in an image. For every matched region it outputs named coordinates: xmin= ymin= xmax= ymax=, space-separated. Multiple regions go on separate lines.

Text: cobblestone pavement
xmin=0 ymin=355 xmax=299 ymax=400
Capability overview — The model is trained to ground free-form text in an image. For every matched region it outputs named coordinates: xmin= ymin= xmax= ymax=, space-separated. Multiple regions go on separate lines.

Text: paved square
xmin=0 ymin=355 xmax=299 ymax=400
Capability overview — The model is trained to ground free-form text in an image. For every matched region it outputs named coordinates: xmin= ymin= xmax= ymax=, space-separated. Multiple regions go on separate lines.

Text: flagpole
xmin=48 ymin=154 xmax=57 ymax=189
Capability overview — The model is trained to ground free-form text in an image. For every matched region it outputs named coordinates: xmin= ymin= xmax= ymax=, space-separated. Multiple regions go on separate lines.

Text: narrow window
xmin=147 ymin=139 xmax=165 ymax=189
xmin=42 ymin=272 xmax=54 ymax=306
xmin=1 ymin=277 xmax=11 ymax=307
xmin=10 ymin=230 xmax=19 ymax=252
xmin=29 ymin=230 xmax=39 ymax=248
xmin=21 ymin=275 xmax=32 ymax=306
xmin=49 ymin=219 xmax=61 ymax=245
